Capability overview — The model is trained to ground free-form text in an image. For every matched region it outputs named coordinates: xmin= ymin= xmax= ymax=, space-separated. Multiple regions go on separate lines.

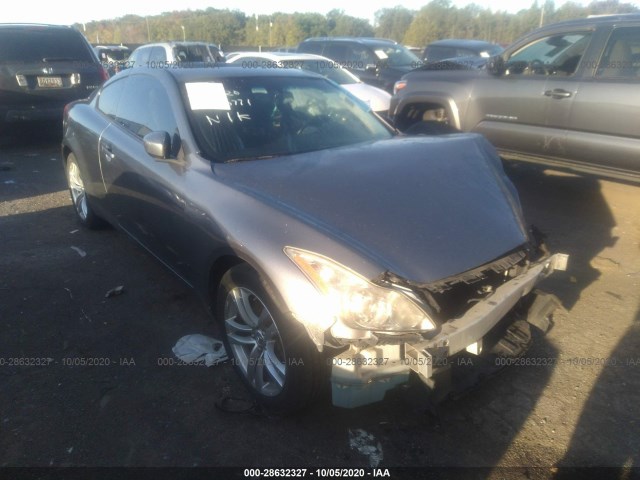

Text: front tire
xmin=65 ymin=152 xmax=105 ymax=229
xmin=217 ymin=264 xmax=325 ymax=414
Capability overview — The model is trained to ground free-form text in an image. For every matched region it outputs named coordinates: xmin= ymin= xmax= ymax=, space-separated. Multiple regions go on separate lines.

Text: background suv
xmin=127 ymin=42 xmax=225 ymax=67
xmin=0 ymin=24 xmax=108 ymax=130
xmin=297 ymin=37 xmax=422 ymax=92
xmin=94 ymin=44 xmax=130 ymax=76
xmin=226 ymin=51 xmax=391 ymax=116
xmin=391 ymin=14 xmax=640 ymax=182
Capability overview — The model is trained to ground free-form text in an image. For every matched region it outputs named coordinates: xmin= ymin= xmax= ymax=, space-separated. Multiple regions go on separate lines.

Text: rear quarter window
xmin=97 ymin=78 xmax=128 ymax=119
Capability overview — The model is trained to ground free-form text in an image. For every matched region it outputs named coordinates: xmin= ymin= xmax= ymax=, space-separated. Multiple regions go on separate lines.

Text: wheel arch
xmin=205 ymin=252 xmax=292 ymax=326
xmin=393 ymin=95 xmax=462 ymax=131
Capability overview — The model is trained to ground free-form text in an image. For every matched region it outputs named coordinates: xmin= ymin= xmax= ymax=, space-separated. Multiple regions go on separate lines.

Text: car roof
xmin=95 ymin=45 xmax=130 ymax=50
xmin=301 ymin=37 xmax=398 ymax=47
xmin=228 ymin=52 xmax=333 ymax=61
xmin=116 ymin=65 xmax=322 ymax=83
xmin=532 ymin=13 xmax=640 ymax=32
xmin=0 ymin=23 xmax=77 ymax=30
xmin=136 ymin=41 xmax=214 ymax=48
xmin=427 ymin=39 xmax=500 ymax=50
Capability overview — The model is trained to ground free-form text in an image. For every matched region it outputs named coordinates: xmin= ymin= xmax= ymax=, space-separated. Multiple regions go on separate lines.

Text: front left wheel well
xmin=395 ymin=102 xmax=450 ymax=131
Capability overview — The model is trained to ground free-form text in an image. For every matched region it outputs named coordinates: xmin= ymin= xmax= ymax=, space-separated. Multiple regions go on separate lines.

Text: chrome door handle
xmin=544 ymin=89 xmax=572 ymax=99
xmin=102 ymin=144 xmax=115 ymax=161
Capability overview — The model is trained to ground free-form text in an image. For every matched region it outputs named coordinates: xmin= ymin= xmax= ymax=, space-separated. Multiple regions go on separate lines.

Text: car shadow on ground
xmin=0 ymin=121 xmax=62 ymax=148
xmin=504 ymin=161 xmax=617 ymax=311
xmin=554 ymin=306 xmax=640 ymax=476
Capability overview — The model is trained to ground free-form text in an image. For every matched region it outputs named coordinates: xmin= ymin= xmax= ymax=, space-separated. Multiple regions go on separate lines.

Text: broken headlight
xmin=284 ymin=247 xmax=435 ymax=332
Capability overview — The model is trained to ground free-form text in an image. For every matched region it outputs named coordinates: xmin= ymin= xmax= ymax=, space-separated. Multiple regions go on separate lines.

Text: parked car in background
xmin=227 ymin=51 xmax=391 ymax=116
xmin=0 ymin=24 xmax=108 ymax=130
xmin=127 ymin=41 xmax=225 ymax=68
xmin=392 ymin=14 xmax=640 ymax=182
xmin=62 ymin=65 xmax=566 ymax=412
xmin=94 ymin=44 xmax=130 ymax=75
xmin=422 ymin=39 xmax=503 ymax=66
xmin=297 ymin=37 xmax=422 ymax=92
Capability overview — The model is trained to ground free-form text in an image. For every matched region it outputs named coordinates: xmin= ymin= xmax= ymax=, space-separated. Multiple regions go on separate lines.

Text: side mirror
xmin=365 ymin=63 xmax=378 ymax=74
xmin=143 ymin=131 xmax=171 ymax=159
xmin=486 ymin=55 xmax=506 ymax=76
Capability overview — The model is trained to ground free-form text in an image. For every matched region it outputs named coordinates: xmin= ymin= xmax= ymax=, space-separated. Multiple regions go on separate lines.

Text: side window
xmin=597 ymin=26 xmax=640 ymax=78
xmin=97 ymin=78 xmax=128 ymax=119
xmin=115 ymin=75 xmax=180 ymax=153
xmin=506 ymin=32 xmax=592 ymax=76
xmin=345 ymin=45 xmax=378 ymax=71
xmin=299 ymin=42 xmax=323 ymax=55
xmin=324 ymin=44 xmax=348 ymax=63
xmin=427 ymin=46 xmax=456 ymax=62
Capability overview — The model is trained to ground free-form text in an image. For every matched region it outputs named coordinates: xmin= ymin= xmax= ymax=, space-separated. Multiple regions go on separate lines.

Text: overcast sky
xmin=4 ymin=0 xmax=624 ymax=26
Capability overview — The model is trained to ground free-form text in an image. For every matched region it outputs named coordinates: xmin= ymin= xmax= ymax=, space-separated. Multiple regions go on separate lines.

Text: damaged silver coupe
xmin=62 ymin=66 xmax=567 ymax=412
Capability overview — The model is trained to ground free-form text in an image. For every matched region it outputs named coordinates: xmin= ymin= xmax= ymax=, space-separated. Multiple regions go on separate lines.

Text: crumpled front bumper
xmin=330 ymin=253 xmax=568 ymax=408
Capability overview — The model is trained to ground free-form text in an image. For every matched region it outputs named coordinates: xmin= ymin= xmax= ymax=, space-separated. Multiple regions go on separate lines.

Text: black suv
xmin=391 ymin=14 xmax=640 ymax=182
xmin=0 ymin=24 xmax=108 ymax=129
xmin=297 ymin=37 xmax=422 ymax=92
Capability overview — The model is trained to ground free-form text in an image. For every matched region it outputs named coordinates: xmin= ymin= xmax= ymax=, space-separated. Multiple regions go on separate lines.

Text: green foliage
xmin=75 ymin=1 xmax=639 ymax=49
xmin=375 ymin=7 xmax=415 ymax=42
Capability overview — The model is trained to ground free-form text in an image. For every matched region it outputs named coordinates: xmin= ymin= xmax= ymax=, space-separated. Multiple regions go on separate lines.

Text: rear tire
xmin=65 ymin=152 xmax=106 ymax=229
xmin=217 ymin=263 xmax=325 ymax=414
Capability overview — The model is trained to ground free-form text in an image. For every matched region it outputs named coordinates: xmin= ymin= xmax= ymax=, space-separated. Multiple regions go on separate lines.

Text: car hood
xmin=214 ymin=134 xmax=529 ymax=283
xmin=342 ymin=83 xmax=391 ymax=113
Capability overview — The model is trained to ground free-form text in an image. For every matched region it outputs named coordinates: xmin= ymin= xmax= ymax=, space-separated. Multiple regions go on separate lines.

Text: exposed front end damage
xmin=329 ymin=252 xmax=568 ymax=408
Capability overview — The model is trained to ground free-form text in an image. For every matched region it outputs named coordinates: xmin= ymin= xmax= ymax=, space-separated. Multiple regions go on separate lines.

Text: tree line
xmin=77 ymin=0 xmax=638 ymax=49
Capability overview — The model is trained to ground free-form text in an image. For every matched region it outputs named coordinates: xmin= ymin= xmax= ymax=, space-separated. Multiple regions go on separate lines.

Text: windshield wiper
xmin=225 ymin=154 xmax=283 ymax=163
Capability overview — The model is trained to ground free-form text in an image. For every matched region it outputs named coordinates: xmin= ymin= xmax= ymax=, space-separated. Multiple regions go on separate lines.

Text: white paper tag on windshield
xmin=374 ymin=49 xmax=388 ymax=59
xmin=185 ymin=82 xmax=231 ymax=110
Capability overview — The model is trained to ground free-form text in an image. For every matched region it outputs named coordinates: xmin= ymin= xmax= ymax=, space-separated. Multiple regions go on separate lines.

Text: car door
xmin=565 ymin=24 xmax=640 ymax=175
xmin=98 ymin=73 xmax=199 ymax=284
xmin=470 ymin=30 xmax=593 ymax=160
xmin=344 ymin=43 xmax=384 ymax=88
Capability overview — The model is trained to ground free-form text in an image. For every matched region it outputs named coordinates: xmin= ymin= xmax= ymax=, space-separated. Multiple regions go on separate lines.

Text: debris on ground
xmin=104 ymin=285 xmax=124 ymax=298
xmin=172 ymin=334 xmax=228 ymax=366
xmin=70 ymin=246 xmax=86 ymax=258
xmin=348 ymin=428 xmax=384 ymax=467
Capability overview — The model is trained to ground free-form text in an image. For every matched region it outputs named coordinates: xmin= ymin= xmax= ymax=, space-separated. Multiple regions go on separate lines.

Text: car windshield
xmin=183 ymin=75 xmax=393 ymax=162
xmin=280 ymin=59 xmax=358 ymax=85
xmin=0 ymin=28 xmax=94 ymax=63
xmin=373 ymin=45 xmax=422 ymax=67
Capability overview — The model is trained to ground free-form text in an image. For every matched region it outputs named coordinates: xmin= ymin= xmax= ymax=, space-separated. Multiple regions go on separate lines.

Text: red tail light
xmin=98 ymin=65 xmax=110 ymax=82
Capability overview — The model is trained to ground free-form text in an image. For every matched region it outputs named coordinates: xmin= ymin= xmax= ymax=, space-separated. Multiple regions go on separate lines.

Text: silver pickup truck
xmin=391 ymin=14 xmax=640 ymax=182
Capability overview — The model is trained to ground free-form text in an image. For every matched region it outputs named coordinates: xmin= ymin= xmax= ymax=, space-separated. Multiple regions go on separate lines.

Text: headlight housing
xmin=285 ymin=247 xmax=435 ymax=332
